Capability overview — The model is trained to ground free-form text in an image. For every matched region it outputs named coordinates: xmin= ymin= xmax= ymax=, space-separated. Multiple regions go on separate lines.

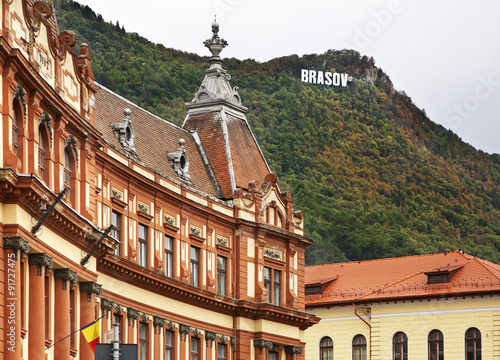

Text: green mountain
xmin=54 ymin=0 xmax=500 ymax=264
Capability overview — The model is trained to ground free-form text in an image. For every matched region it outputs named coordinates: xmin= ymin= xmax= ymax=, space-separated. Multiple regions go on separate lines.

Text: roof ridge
xmin=307 ymin=252 xmax=457 ymax=269
xmin=356 ymin=268 xmax=427 ymax=300
xmin=471 ymin=256 xmax=500 ymax=281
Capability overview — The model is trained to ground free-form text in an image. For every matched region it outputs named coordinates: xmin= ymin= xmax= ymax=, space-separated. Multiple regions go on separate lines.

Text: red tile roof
xmin=305 ymin=252 xmax=500 ymax=306
xmin=94 ymin=85 xmax=218 ymax=197
xmin=183 ymin=110 xmax=270 ymax=199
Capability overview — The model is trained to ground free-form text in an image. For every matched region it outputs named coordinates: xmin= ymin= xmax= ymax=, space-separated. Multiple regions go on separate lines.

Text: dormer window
xmin=425 ymin=264 xmax=463 ymax=284
xmin=305 ymin=277 xmax=338 ymax=295
xmin=111 ymin=108 xmax=138 ymax=159
xmin=167 ymin=139 xmax=191 ymax=182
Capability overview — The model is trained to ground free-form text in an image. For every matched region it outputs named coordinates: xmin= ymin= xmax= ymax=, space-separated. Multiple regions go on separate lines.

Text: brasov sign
xmin=301 ymin=69 xmax=350 ymax=87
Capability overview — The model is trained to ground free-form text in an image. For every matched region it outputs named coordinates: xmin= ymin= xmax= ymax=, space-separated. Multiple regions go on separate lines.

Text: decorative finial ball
xmin=212 ymin=22 xmax=219 ymax=34
xmin=124 ymin=108 xmax=131 ymax=116
xmin=179 ymin=138 xmax=186 ymax=147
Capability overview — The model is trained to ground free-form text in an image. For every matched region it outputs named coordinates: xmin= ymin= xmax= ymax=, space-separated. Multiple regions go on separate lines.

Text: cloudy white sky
xmin=75 ymin=0 xmax=500 ymax=155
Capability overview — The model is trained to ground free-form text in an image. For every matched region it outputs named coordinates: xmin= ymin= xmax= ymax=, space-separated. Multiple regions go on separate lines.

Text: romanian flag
xmin=81 ymin=319 xmax=100 ymax=353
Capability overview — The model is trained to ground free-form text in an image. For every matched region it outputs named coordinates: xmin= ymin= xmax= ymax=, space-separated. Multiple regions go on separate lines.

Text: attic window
xmin=110 ymin=108 xmax=138 ymax=159
xmin=425 ymin=264 xmax=463 ymax=284
xmin=305 ymin=276 xmax=338 ymax=295
xmin=167 ymin=139 xmax=191 ymax=182
xmin=305 ymin=285 xmax=322 ymax=295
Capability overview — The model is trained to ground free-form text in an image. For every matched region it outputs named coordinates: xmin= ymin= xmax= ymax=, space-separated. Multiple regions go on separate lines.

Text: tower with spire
xmin=183 ymin=22 xmax=271 ymax=200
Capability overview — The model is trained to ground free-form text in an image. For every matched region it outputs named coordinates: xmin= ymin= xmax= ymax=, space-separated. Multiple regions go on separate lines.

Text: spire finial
xmin=204 ymin=21 xmax=227 ymax=63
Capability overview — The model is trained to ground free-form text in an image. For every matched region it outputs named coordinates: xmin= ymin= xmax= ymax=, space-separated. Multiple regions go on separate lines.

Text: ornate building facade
xmin=0 ymin=1 xmax=318 ymax=359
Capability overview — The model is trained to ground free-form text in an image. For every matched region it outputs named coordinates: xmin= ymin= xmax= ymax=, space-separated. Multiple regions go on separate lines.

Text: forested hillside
xmin=54 ymin=0 xmax=500 ymax=264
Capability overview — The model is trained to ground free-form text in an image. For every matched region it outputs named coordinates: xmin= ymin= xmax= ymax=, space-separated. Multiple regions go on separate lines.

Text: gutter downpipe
xmin=353 ymin=302 xmax=371 ymax=360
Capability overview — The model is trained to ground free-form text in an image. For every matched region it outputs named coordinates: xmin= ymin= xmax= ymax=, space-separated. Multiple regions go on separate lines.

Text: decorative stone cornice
xmin=153 ymin=316 xmax=168 ymax=334
xmin=13 ymin=85 xmax=27 ymax=124
xmin=254 ymin=339 xmax=273 ymax=349
xmin=3 ymin=236 xmax=29 ymax=260
xmin=80 ymin=281 xmax=103 ymax=295
xmin=64 ymin=134 xmax=79 ymax=167
xmin=28 ymin=253 xmax=53 ymax=276
xmin=115 ymin=304 xmax=123 ymax=315
xmin=80 ymin=282 xmax=103 ymax=302
xmin=285 ymin=346 xmax=303 ymax=355
xmin=179 ymin=323 xmax=191 ymax=341
xmin=38 ymin=112 xmax=53 ymax=146
xmin=101 ymin=298 xmax=115 ymax=318
xmin=205 ymin=330 xmax=217 ymax=347
xmin=140 ymin=313 xmax=149 ymax=323
xmin=127 ymin=307 xmax=140 ymax=327
xmin=54 ymin=268 xmax=77 ymax=290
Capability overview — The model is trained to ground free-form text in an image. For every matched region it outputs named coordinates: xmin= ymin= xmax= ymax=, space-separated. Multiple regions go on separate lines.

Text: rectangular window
xmin=138 ymin=224 xmax=148 ymax=267
xmin=217 ymin=255 xmax=226 ymax=296
xmin=269 ymin=350 xmax=278 ymax=360
xmin=264 ymin=267 xmax=271 ymax=302
xmin=190 ymin=247 xmax=199 ymax=287
xmin=264 ymin=267 xmax=281 ymax=305
xmin=165 ymin=330 xmax=173 ymax=360
xmin=112 ymin=211 xmax=121 ymax=256
xmin=273 ymin=269 xmax=281 ymax=305
xmin=139 ymin=322 xmax=148 ymax=360
xmin=191 ymin=337 xmax=199 ymax=360
xmin=12 ymin=110 xmax=18 ymax=156
xmin=39 ymin=146 xmax=45 ymax=180
xmin=165 ymin=236 xmax=173 ymax=277
xmin=218 ymin=343 xmax=226 ymax=360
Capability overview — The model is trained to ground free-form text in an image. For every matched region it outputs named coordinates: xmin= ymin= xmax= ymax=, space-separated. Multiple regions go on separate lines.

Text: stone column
xmin=153 ymin=316 xmax=167 ymax=360
xmin=53 ymin=268 xmax=77 ymax=360
xmin=254 ymin=339 xmax=273 ymax=360
xmin=179 ymin=324 xmax=191 ymax=360
xmin=205 ymin=330 xmax=218 ymax=360
xmin=4 ymin=236 xmax=29 ymax=360
xmin=285 ymin=346 xmax=304 ymax=360
xmin=127 ymin=307 xmax=140 ymax=344
xmin=28 ymin=253 xmax=53 ymax=360
xmin=80 ymin=282 xmax=102 ymax=360
xmin=101 ymin=298 xmax=115 ymax=335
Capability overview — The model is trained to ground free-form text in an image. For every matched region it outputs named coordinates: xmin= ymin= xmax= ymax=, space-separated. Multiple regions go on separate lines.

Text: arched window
xmin=64 ymin=147 xmax=72 ymax=201
xmin=428 ymin=330 xmax=443 ymax=360
xmin=393 ymin=332 xmax=408 ymax=360
xmin=12 ymin=103 xmax=20 ymax=156
xmin=320 ymin=336 xmax=333 ymax=360
xmin=465 ymin=328 xmax=481 ymax=360
xmin=352 ymin=335 xmax=366 ymax=360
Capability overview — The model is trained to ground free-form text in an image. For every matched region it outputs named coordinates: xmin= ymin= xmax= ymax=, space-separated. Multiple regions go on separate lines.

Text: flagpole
xmin=45 ymin=312 xmax=107 ymax=350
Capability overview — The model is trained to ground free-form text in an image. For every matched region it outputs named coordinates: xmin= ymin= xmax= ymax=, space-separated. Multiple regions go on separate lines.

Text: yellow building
xmin=0 ymin=1 xmax=318 ymax=360
xmin=304 ymin=251 xmax=500 ymax=360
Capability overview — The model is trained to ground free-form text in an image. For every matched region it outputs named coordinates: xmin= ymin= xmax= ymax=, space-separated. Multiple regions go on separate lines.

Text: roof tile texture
xmin=94 ymin=85 xmax=217 ymax=197
xmin=305 ymin=252 xmax=500 ymax=305
xmin=184 ymin=111 xmax=270 ymax=199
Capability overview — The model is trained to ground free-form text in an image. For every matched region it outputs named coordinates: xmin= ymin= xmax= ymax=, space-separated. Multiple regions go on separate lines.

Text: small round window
xmin=180 ymin=155 xmax=186 ymax=170
xmin=125 ymin=125 xmax=132 ymax=142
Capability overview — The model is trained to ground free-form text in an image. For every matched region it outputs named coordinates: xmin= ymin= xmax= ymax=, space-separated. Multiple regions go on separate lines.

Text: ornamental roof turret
xmin=183 ymin=23 xmax=271 ymax=200
xmin=186 ymin=22 xmax=246 ymax=113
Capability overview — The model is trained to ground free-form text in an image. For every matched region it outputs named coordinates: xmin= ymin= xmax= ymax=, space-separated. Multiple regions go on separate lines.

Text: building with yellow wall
xmin=304 ymin=251 xmax=500 ymax=360
xmin=0 ymin=1 xmax=318 ymax=359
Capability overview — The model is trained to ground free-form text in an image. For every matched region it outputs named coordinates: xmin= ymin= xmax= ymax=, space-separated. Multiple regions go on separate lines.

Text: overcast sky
xmin=75 ymin=0 xmax=500 ymax=155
